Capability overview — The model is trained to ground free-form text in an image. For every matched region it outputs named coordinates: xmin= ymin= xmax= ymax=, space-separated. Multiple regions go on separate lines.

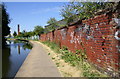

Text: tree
xmin=33 ymin=26 xmax=44 ymax=36
xmin=13 ymin=31 xmax=17 ymax=37
xmin=60 ymin=2 xmax=116 ymax=25
xmin=23 ymin=32 xmax=30 ymax=38
xmin=47 ymin=17 xmax=57 ymax=25
xmin=16 ymin=30 xmax=35 ymax=39
xmin=46 ymin=17 xmax=58 ymax=31
xmin=60 ymin=2 xmax=79 ymax=25
xmin=2 ymin=3 xmax=10 ymax=46
xmin=22 ymin=30 xmax=26 ymax=34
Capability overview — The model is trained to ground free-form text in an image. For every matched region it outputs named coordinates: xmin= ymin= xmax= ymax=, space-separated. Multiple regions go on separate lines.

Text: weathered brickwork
xmin=40 ymin=13 xmax=120 ymax=77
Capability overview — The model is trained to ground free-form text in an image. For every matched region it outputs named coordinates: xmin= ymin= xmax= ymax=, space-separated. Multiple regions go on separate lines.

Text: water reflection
xmin=18 ymin=45 xmax=20 ymax=55
xmin=6 ymin=40 xmax=11 ymax=44
xmin=22 ymin=43 xmax=32 ymax=50
xmin=2 ymin=46 xmax=11 ymax=77
xmin=2 ymin=40 xmax=32 ymax=77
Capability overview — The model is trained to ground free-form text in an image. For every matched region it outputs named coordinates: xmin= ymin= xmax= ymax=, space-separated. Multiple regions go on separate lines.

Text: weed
xmin=48 ymin=53 xmax=50 ymax=55
xmin=56 ymin=62 xmax=60 ymax=67
xmin=52 ymin=57 xmax=55 ymax=60
xmin=76 ymin=49 xmax=87 ymax=63
xmin=42 ymin=41 xmax=106 ymax=77
xmin=61 ymin=49 xmax=80 ymax=67
xmin=62 ymin=45 xmax=68 ymax=51
xmin=82 ymin=62 xmax=101 ymax=77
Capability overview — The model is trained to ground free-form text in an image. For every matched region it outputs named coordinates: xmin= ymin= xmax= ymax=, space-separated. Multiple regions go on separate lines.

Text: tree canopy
xmin=60 ymin=2 xmax=117 ymax=25
xmin=2 ymin=4 xmax=10 ymax=36
xmin=2 ymin=3 xmax=10 ymax=46
xmin=46 ymin=17 xmax=58 ymax=32
xmin=13 ymin=31 xmax=17 ymax=37
xmin=33 ymin=26 xmax=44 ymax=36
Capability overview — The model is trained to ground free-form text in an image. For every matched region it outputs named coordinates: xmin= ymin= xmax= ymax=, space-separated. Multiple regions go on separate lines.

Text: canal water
xmin=2 ymin=40 xmax=32 ymax=77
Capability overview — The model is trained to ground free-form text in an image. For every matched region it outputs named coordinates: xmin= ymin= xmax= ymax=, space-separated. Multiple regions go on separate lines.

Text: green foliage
xmin=82 ymin=62 xmax=100 ymax=77
xmin=52 ymin=57 xmax=55 ymax=60
xmin=2 ymin=3 xmax=10 ymax=46
xmin=22 ymin=42 xmax=32 ymax=50
xmin=47 ymin=17 xmax=57 ymax=25
xmin=60 ymin=2 xmax=116 ymax=25
xmin=45 ymin=17 xmax=58 ymax=32
xmin=42 ymin=41 xmax=106 ymax=77
xmin=16 ymin=25 xmax=44 ymax=39
xmin=34 ymin=26 xmax=44 ymax=35
xmin=17 ymin=32 xmax=29 ymax=38
xmin=48 ymin=53 xmax=50 ymax=55
xmin=0 ymin=4 xmax=1 ymax=27
xmin=13 ymin=31 xmax=17 ymax=37
xmin=62 ymin=46 xmax=68 ymax=51
xmin=56 ymin=62 xmax=60 ymax=67
xmin=61 ymin=50 xmax=80 ymax=67
xmin=42 ymin=41 xmax=60 ymax=53
xmin=60 ymin=2 xmax=79 ymax=25
xmin=76 ymin=49 xmax=87 ymax=62
xmin=42 ymin=2 xmax=118 ymax=33
xmin=2 ymin=4 xmax=10 ymax=36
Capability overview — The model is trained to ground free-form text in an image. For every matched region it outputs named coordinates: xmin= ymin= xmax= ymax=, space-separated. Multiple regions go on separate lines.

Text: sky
xmin=5 ymin=2 xmax=67 ymax=34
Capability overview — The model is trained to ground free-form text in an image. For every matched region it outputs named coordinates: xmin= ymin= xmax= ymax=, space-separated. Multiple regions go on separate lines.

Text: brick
xmin=40 ymin=13 xmax=120 ymax=76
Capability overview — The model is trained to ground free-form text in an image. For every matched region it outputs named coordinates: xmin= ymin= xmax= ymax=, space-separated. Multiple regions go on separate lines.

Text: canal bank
xmin=2 ymin=40 xmax=32 ymax=77
xmin=15 ymin=41 xmax=61 ymax=77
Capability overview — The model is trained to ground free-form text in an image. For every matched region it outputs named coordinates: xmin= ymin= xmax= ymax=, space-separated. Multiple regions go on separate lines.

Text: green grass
xmin=42 ymin=41 xmax=60 ymax=53
xmin=42 ymin=41 xmax=107 ymax=77
xmin=61 ymin=49 xmax=80 ymax=67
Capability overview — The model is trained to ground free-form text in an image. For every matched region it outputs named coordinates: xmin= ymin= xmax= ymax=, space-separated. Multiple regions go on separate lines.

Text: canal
xmin=2 ymin=40 xmax=32 ymax=77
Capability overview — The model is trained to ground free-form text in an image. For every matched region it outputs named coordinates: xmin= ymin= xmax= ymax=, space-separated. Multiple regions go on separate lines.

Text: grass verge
xmin=41 ymin=41 xmax=107 ymax=77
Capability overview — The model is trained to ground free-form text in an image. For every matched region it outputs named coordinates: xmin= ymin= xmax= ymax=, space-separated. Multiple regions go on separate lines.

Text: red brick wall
xmin=40 ymin=13 xmax=120 ymax=76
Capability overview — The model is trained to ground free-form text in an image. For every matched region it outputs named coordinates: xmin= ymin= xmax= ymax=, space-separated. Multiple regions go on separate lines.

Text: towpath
xmin=15 ymin=41 xmax=61 ymax=77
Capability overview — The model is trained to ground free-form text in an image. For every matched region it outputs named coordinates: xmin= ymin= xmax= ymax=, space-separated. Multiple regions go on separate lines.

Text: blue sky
xmin=5 ymin=2 xmax=67 ymax=34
